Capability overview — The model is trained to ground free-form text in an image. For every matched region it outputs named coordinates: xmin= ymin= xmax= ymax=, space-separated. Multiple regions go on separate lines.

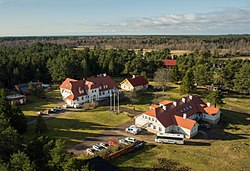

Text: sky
xmin=0 ymin=0 xmax=250 ymax=36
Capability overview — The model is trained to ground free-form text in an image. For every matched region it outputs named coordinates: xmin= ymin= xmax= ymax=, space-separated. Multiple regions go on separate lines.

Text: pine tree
xmin=9 ymin=151 xmax=35 ymax=171
xmin=180 ymin=69 xmax=194 ymax=94
xmin=207 ymin=91 xmax=224 ymax=107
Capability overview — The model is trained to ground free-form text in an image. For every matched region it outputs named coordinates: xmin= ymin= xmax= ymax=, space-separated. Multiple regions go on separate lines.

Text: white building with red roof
xmin=120 ymin=75 xmax=148 ymax=91
xmin=135 ymin=95 xmax=221 ymax=138
xmin=60 ymin=74 xmax=117 ymax=107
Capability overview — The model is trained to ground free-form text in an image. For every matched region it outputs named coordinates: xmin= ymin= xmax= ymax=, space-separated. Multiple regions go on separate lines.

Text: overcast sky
xmin=0 ymin=0 xmax=250 ymax=36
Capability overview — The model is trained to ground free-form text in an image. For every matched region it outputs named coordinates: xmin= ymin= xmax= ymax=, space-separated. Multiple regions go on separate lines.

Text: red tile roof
xmin=150 ymin=104 xmax=160 ymax=109
xmin=126 ymin=76 xmax=148 ymax=87
xmin=174 ymin=115 xmax=196 ymax=130
xmin=162 ymin=59 xmax=177 ymax=66
xmin=159 ymin=100 xmax=172 ymax=105
xmin=60 ymin=78 xmax=87 ymax=100
xmin=203 ymin=106 xmax=220 ymax=115
xmin=87 ymin=75 xmax=117 ymax=91
xmin=143 ymin=96 xmax=220 ymax=130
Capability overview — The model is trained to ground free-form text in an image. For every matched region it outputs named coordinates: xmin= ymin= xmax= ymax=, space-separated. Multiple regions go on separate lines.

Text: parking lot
xmin=68 ymin=120 xmax=156 ymax=156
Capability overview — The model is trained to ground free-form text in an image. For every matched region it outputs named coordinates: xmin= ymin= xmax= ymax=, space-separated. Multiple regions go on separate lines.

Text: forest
xmin=0 ymin=42 xmax=249 ymax=94
xmin=1 ymin=35 xmax=250 ymax=56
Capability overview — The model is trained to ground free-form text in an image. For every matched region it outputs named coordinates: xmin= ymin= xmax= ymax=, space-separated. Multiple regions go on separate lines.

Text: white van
xmin=155 ymin=133 xmax=184 ymax=144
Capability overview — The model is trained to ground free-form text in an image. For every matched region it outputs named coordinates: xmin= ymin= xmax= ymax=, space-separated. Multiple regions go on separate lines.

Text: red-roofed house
xmin=60 ymin=74 xmax=117 ymax=107
xmin=162 ymin=59 xmax=177 ymax=69
xmin=120 ymin=75 xmax=148 ymax=91
xmin=135 ymin=95 xmax=221 ymax=138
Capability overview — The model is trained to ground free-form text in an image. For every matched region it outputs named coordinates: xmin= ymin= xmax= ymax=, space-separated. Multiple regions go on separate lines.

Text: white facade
xmin=135 ymin=114 xmax=199 ymax=138
xmin=60 ymin=87 xmax=115 ymax=107
xmin=202 ymin=111 xmax=221 ymax=124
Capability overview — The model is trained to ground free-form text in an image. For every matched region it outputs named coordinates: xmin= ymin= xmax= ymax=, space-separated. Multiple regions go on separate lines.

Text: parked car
xmin=86 ymin=148 xmax=96 ymax=155
xmin=118 ymin=138 xmax=130 ymax=145
xmin=74 ymin=104 xmax=82 ymax=108
xmin=129 ymin=125 xmax=141 ymax=131
xmin=125 ymin=125 xmax=141 ymax=134
xmin=100 ymin=142 xmax=109 ymax=149
xmin=49 ymin=108 xmax=57 ymax=113
xmin=108 ymin=139 xmax=117 ymax=146
xmin=92 ymin=144 xmax=105 ymax=151
xmin=125 ymin=137 xmax=137 ymax=143
xmin=54 ymin=106 xmax=62 ymax=111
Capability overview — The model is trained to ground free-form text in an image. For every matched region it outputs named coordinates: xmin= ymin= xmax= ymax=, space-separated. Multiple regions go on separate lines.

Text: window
xmin=82 ymin=97 xmax=84 ymax=100
xmin=149 ymin=117 xmax=151 ymax=121
xmin=159 ymin=127 xmax=162 ymax=131
xmin=180 ymin=110 xmax=183 ymax=113
xmin=145 ymin=116 xmax=147 ymax=119
xmin=189 ymin=106 xmax=193 ymax=109
xmin=153 ymin=125 xmax=156 ymax=129
xmin=177 ymin=127 xmax=180 ymax=131
xmin=152 ymin=118 xmax=154 ymax=121
xmin=99 ymin=93 xmax=102 ymax=96
xmin=142 ymin=115 xmax=144 ymax=118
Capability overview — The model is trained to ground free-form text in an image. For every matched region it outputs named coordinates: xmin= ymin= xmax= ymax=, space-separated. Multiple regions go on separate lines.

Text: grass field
xmin=24 ymin=106 xmax=132 ymax=146
xmin=171 ymin=50 xmax=192 ymax=56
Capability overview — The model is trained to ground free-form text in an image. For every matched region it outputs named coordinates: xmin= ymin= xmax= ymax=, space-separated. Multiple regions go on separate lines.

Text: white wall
xmin=202 ymin=110 xmax=221 ymax=124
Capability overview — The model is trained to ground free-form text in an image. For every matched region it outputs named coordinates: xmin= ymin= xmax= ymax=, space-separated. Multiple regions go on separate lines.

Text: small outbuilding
xmin=6 ymin=94 xmax=26 ymax=105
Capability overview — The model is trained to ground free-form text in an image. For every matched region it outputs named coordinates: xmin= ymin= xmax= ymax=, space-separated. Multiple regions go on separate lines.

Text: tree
xmin=123 ymin=91 xmax=139 ymax=104
xmin=180 ymin=69 xmax=194 ymax=94
xmin=193 ymin=64 xmax=212 ymax=86
xmin=154 ymin=68 xmax=171 ymax=91
xmin=35 ymin=114 xmax=47 ymax=134
xmin=9 ymin=151 xmax=35 ymax=171
xmin=233 ymin=62 xmax=250 ymax=93
xmin=0 ymin=114 xmax=19 ymax=160
xmin=171 ymin=65 xmax=181 ymax=83
xmin=48 ymin=139 xmax=78 ymax=171
xmin=8 ymin=104 xmax=27 ymax=134
xmin=207 ymin=91 xmax=224 ymax=107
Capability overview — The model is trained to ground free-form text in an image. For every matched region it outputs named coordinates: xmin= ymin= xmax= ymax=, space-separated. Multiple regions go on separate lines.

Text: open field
xmin=217 ymin=56 xmax=250 ymax=60
xmin=24 ymin=106 xmax=132 ymax=146
xmin=170 ymin=50 xmax=192 ymax=56
xmin=21 ymin=89 xmax=63 ymax=117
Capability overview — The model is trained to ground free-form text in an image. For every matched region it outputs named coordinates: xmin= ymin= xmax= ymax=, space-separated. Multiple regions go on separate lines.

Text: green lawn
xmin=21 ymin=89 xmax=63 ymax=117
xmin=24 ymin=106 xmax=132 ymax=146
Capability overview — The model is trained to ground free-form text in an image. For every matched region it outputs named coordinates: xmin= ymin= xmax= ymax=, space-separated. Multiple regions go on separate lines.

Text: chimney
xmin=103 ymin=73 xmax=106 ymax=77
xmin=132 ymin=75 xmax=136 ymax=78
xmin=207 ymin=102 xmax=211 ymax=107
xmin=173 ymin=101 xmax=177 ymax=107
xmin=182 ymin=97 xmax=186 ymax=103
xmin=189 ymin=95 xmax=193 ymax=100
xmin=183 ymin=113 xmax=187 ymax=119
xmin=162 ymin=105 xmax=167 ymax=111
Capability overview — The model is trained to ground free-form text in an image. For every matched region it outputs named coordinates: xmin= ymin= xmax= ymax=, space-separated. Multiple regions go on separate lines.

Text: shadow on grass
xmin=111 ymin=144 xmax=157 ymax=167
xmin=24 ymin=117 xmax=119 ymax=146
xmin=192 ymin=109 xmax=250 ymax=141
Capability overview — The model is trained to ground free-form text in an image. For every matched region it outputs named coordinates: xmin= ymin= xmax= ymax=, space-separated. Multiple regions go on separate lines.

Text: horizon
xmin=0 ymin=0 xmax=250 ymax=36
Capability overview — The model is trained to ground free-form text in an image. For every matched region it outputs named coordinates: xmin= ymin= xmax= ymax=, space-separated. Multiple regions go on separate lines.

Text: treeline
xmin=174 ymin=52 xmax=250 ymax=94
xmin=1 ymin=35 xmax=250 ymax=56
xmin=0 ymin=43 xmax=171 ymax=88
xmin=0 ymin=43 xmax=249 ymax=93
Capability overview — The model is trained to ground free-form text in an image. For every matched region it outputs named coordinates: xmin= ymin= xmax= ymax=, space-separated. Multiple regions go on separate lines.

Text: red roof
xmin=60 ymin=78 xmax=88 ymax=100
xmin=143 ymin=96 xmax=220 ymax=130
xmin=126 ymin=76 xmax=148 ymax=87
xmin=162 ymin=59 xmax=177 ymax=66
xmin=86 ymin=75 xmax=117 ymax=91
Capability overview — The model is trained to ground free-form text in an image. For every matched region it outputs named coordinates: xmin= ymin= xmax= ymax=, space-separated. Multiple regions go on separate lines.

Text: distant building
xmin=15 ymin=82 xmax=43 ymax=95
xmin=60 ymin=74 xmax=117 ymax=107
xmin=135 ymin=96 xmax=221 ymax=138
xmin=6 ymin=94 xmax=26 ymax=105
xmin=162 ymin=59 xmax=177 ymax=69
xmin=120 ymin=75 xmax=148 ymax=91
